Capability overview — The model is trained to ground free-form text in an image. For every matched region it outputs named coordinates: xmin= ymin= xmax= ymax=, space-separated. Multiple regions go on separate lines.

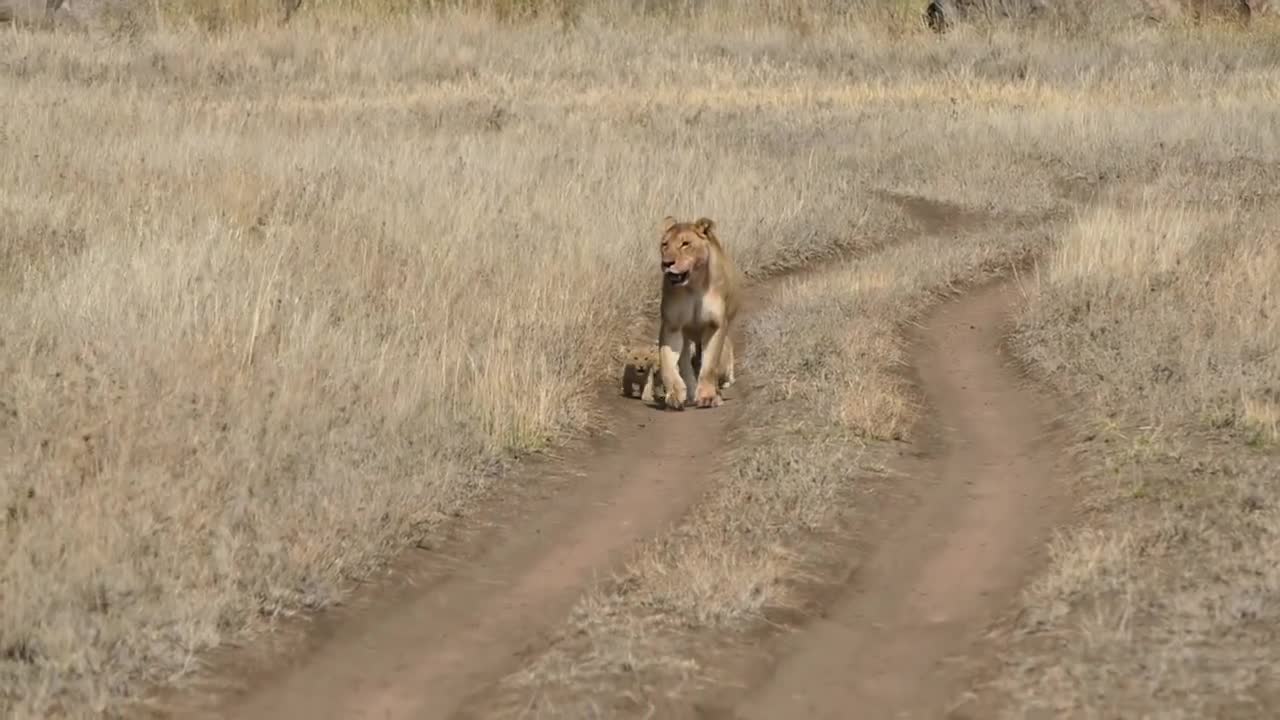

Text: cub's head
xmin=617 ymin=344 xmax=658 ymax=370
xmin=659 ymin=216 xmax=718 ymax=289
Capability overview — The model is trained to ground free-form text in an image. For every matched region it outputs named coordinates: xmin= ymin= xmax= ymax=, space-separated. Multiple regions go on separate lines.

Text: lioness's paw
xmin=695 ymin=383 xmax=722 ymax=408
xmin=664 ymin=387 xmax=687 ymax=410
xmin=664 ymin=380 xmax=688 ymax=410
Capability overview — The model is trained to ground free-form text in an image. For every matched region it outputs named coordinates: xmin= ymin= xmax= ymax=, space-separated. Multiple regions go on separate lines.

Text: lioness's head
xmin=659 ymin=216 xmax=717 ymax=289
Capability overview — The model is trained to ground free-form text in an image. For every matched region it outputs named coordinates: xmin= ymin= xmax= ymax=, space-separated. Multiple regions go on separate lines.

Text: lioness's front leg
xmin=719 ymin=335 xmax=735 ymax=389
xmin=679 ymin=332 xmax=700 ymax=405
xmin=695 ymin=325 xmax=728 ymax=408
xmin=658 ymin=329 xmax=687 ymax=410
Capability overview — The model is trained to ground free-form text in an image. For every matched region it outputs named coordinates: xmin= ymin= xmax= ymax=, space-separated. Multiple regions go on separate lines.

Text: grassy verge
xmin=3 ymin=4 xmax=1280 ymax=718
xmin=987 ymin=173 xmax=1280 ymax=716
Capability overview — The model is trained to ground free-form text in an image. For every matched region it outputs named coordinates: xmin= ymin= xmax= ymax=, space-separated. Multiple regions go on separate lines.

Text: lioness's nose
xmin=661 ymin=260 xmax=674 ymax=270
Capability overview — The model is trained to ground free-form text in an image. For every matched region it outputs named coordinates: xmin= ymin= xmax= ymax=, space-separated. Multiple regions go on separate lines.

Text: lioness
xmin=656 ymin=216 xmax=741 ymax=410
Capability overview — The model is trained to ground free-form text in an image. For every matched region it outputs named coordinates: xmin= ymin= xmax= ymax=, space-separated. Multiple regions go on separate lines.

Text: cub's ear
xmin=661 ymin=216 xmax=678 ymax=234
xmin=694 ymin=217 xmax=715 ymax=236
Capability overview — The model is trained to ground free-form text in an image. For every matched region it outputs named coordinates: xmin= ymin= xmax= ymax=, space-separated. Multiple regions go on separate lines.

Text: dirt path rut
xmin=186 ymin=403 xmax=733 ymax=720
xmin=730 ymin=281 xmax=1068 ymax=720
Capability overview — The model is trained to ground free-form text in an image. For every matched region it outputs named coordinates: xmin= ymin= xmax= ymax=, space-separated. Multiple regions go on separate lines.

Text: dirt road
xmin=726 ymin=281 xmax=1068 ymax=720
xmin=221 ymin=408 xmax=726 ymax=720
xmin=152 ymin=216 xmax=1066 ymax=720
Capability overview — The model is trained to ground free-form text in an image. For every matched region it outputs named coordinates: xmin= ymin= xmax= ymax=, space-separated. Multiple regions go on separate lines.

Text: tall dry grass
xmin=1024 ymin=189 xmax=1278 ymax=435
xmin=3 ymin=37 xmax=873 ymax=720
xmin=4 ymin=2 xmax=1280 ymax=718
xmin=2 ymin=5 xmax=959 ymax=717
xmin=991 ymin=173 xmax=1280 ymax=716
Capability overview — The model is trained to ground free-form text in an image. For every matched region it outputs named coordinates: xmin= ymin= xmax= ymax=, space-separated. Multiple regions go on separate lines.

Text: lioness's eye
xmin=681 ymin=241 xmax=690 ymax=247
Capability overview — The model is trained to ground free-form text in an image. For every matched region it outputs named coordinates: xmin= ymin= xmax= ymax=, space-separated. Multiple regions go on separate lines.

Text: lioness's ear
xmin=694 ymin=217 xmax=715 ymax=236
xmin=661 ymin=216 xmax=678 ymax=234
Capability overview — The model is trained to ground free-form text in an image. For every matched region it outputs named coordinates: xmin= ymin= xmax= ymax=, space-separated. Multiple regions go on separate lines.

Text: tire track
xmin=726 ymin=281 xmax=1069 ymax=720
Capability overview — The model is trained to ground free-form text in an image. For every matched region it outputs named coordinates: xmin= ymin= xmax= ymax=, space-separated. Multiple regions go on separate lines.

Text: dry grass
xmin=4 ymin=2 xmax=1280 ymax=718
xmin=989 ymin=175 xmax=1280 ymax=716
xmin=2 ymin=9 xmax=894 ymax=718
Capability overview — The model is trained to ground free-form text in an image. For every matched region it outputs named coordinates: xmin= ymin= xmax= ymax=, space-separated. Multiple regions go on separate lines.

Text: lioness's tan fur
xmin=656 ymin=216 xmax=741 ymax=410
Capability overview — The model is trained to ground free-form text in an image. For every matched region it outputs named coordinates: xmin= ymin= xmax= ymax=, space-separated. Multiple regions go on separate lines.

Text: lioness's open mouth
xmin=665 ymin=271 xmax=689 ymax=286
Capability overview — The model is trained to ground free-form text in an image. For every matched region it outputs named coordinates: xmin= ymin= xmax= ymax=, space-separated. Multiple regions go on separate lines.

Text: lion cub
xmin=656 ymin=216 xmax=741 ymax=410
xmin=619 ymin=345 xmax=664 ymax=402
